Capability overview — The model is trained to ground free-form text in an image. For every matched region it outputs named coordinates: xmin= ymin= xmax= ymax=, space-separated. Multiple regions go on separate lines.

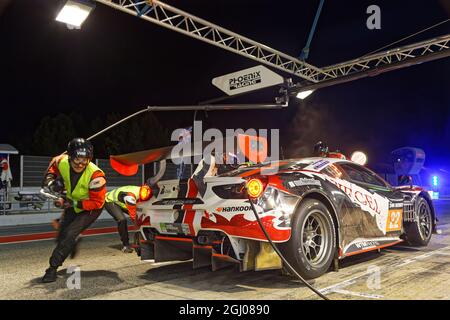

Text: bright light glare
xmin=351 ymin=151 xmax=367 ymax=166
xmin=429 ymin=191 xmax=440 ymax=200
xmin=432 ymin=176 xmax=439 ymax=187
xmin=247 ymin=179 xmax=264 ymax=198
xmin=296 ymin=90 xmax=314 ymax=100
xmin=56 ymin=1 xmax=94 ymax=27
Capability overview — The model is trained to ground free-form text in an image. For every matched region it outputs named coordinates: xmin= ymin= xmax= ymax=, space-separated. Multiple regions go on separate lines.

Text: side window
xmin=340 ymin=164 xmax=365 ymax=182
xmin=340 ymin=163 xmax=387 ymax=187
xmin=320 ymin=164 xmax=343 ymax=178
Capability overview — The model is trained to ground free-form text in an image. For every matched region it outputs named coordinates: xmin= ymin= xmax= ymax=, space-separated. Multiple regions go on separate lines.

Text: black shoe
xmin=121 ymin=245 xmax=134 ymax=253
xmin=70 ymin=237 xmax=82 ymax=259
xmin=41 ymin=267 xmax=57 ymax=283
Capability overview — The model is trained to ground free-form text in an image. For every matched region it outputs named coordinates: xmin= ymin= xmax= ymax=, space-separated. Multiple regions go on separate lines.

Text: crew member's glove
xmin=54 ymin=198 xmax=65 ymax=208
xmin=65 ymin=199 xmax=74 ymax=209
xmin=42 ymin=186 xmax=52 ymax=195
xmin=54 ymin=198 xmax=74 ymax=209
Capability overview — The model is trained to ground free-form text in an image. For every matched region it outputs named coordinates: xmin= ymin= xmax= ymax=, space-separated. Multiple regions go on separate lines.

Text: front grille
xmin=403 ymin=201 xmax=416 ymax=222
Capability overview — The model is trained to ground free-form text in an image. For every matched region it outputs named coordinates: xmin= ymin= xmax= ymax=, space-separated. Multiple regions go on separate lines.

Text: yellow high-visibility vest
xmin=58 ymin=155 xmax=104 ymax=213
xmin=106 ymin=186 xmax=140 ymax=211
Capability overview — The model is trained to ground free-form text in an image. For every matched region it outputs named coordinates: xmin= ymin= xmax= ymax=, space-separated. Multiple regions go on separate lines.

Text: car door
xmin=337 ymin=162 xmax=405 ymax=237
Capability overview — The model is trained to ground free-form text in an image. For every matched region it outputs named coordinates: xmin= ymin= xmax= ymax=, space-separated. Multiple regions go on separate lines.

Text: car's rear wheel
xmin=404 ymin=197 xmax=433 ymax=246
xmin=281 ymin=199 xmax=336 ymax=279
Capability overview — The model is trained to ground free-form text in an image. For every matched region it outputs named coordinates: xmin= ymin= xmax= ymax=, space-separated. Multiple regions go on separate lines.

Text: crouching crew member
xmin=41 ymin=138 xmax=106 ymax=283
xmin=104 ymin=186 xmax=141 ymax=253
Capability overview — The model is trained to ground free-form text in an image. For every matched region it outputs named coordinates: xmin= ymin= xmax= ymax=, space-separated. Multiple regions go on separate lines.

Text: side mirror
xmin=398 ymin=175 xmax=412 ymax=186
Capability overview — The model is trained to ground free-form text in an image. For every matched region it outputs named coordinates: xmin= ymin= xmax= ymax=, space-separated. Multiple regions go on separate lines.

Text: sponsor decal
xmin=216 ymin=206 xmax=252 ymax=213
xmin=312 ymin=159 xmax=330 ymax=170
xmin=355 ymin=240 xmax=380 ymax=249
xmin=327 ymin=177 xmax=381 ymax=214
xmin=89 ymin=177 xmax=106 ymax=189
xmin=386 ymin=209 xmax=403 ymax=232
xmin=160 ymin=223 xmax=190 ymax=235
xmin=344 ymin=237 xmax=402 ymax=255
xmin=389 ymin=202 xmax=403 ymax=209
xmin=325 ymin=176 xmax=392 ymax=234
xmin=154 ymin=199 xmax=200 ymax=206
xmin=288 ymin=178 xmax=321 ymax=188
xmin=229 ymin=71 xmax=261 ymax=90
xmin=162 ymin=200 xmax=186 ymax=205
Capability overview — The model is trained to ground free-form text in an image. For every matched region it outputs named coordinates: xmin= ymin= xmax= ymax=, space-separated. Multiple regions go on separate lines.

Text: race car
xmin=111 ymin=140 xmax=437 ymax=279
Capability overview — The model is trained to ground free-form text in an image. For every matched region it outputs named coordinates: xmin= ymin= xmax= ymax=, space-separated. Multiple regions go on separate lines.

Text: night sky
xmin=1 ymin=0 xmax=449 ymax=169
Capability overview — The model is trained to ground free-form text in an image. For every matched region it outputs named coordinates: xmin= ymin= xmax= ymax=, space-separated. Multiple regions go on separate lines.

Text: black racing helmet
xmin=67 ymin=138 xmax=93 ymax=160
xmin=313 ymin=141 xmax=329 ymax=156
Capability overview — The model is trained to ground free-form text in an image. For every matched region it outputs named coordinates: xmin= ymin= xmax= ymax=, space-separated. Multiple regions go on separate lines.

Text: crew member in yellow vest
xmin=104 ymin=186 xmax=140 ymax=253
xmin=40 ymin=138 xmax=106 ymax=283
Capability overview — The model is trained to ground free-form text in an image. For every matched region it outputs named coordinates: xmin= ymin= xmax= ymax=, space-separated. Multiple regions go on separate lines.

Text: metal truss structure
xmin=95 ymin=0 xmax=449 ymax=91
xmin=95 ymin=0 xmax=323 ymax=82
xmin=311 ymin=34 xmax=450 ymax=82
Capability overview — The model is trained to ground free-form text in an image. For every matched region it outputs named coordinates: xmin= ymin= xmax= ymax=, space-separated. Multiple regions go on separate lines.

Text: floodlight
xmin=56 ymin=0 xmax=95 ymax=28
xmin=296 ymin=89 xmax=314 ymax=100
xmin=351 ymin=151 xmax=368 ymax=166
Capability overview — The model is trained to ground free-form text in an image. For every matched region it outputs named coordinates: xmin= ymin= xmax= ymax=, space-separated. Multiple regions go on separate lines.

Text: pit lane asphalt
xmin=1 ymin=201 xmax=449 ymax=300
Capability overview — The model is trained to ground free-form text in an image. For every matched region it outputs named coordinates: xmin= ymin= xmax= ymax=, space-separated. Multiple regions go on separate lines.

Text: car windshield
xmin=217 ymin=162 xmax=271 ymax=177
xmin=339 ymin=163 xmax=389 ymax=188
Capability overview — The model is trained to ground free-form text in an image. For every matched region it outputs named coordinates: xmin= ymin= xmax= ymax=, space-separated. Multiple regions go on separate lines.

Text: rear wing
xmin=110 ymin=134 xmax=268 ymax=181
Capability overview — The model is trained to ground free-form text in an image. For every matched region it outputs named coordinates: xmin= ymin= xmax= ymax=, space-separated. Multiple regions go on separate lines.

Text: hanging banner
xmin=212 ymin=65 xmax=284 ymax=96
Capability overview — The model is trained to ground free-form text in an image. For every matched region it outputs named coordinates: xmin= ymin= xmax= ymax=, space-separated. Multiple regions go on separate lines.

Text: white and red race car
xmin=111 ymin=141 xmax=437 ymax=279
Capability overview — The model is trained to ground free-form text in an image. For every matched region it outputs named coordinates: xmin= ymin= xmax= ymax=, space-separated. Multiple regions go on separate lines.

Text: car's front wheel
xmin=404 ymin=197 xmax=433 ymax=246
xmin=281 ymin=199 xmax=336 ymax=279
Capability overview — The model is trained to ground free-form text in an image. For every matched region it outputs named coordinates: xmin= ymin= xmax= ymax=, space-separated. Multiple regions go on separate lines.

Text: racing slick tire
xmin=281 ymin=199 xmax=336 ymax=279
xmin=404 ymin=197 xmax=433 ymax=247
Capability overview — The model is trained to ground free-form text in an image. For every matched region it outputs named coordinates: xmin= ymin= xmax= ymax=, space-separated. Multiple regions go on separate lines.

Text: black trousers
xmin=49 ymin=207 xmax=102 ymax=268
xmin=103 ymin=202 xmax=130 ymax=247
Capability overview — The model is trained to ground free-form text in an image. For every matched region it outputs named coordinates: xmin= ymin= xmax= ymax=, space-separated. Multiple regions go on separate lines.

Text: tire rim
xmin=418 ymin=201 xmax=432 ymax=240
xmin=300 ymin=210 xmax=330 ymax=268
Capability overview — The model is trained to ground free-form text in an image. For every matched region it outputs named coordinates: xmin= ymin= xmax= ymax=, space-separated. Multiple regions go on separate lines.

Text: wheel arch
xmin=418 ymin=191 xmax=437 ymax=230
xmin=298 ymin=191 xmax=341 ymax=254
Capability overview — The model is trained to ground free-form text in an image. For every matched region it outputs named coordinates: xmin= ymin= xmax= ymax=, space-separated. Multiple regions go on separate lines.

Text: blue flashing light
xmin=432 ymin=176 xmax=439 ymax=187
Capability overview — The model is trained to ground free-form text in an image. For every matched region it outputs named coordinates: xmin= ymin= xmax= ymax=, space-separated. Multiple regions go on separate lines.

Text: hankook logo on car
xmin=216 ymin=206 xmax=252 ymax=213
xmin=229 ymin=71 xmax=261 ymax=90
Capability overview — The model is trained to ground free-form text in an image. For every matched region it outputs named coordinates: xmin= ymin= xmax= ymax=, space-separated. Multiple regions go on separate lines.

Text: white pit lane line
xmin=331 ymin=289 xmax=384 ymax=300
xmin=318 ymin=245 xmax=450 ymax=299
xmin=397 ymin=246 xmax=450 ymax=267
